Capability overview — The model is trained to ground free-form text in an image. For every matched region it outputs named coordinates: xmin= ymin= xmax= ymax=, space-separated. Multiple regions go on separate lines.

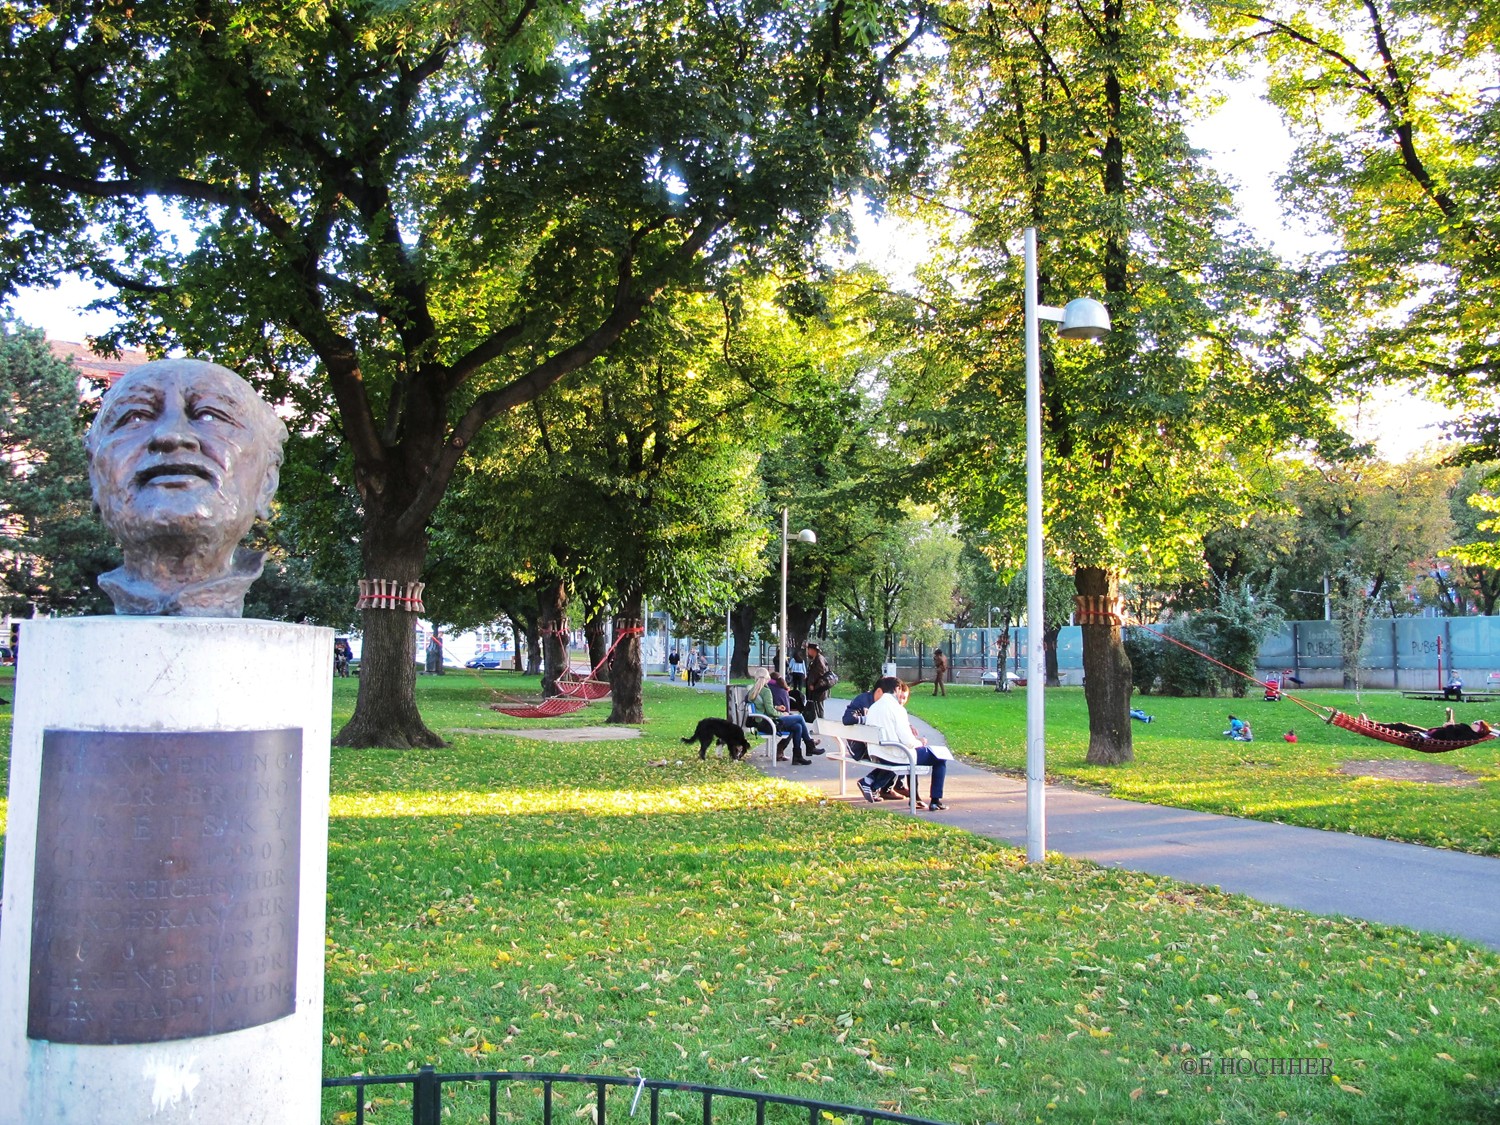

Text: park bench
xmin=809 ymin=717 xmax=934 ymax=813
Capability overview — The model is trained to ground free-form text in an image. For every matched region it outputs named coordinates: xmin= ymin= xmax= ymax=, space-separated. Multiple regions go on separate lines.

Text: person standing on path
xmin=804 ymin=640 xmax=834 ymax=721
xmin=788 ymin=649 xmax=807 ymax=693
xmin=932 ymin=647 xmax=948 ymax=696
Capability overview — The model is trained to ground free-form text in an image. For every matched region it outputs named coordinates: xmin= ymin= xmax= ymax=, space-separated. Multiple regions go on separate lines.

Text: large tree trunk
xmin=585 ymin=610 xmax=609 ymax=681
xmin=607 ymin=590 xmax=645 ymax=723
xmin=1078 ymin=565 xmax=1134 ymax=765
xmin=730 ymin=601 xmax=756 ymax=678
xmin=525 ymin=626 xmax=541 ymax=675
xmin=1043 ymin=624 xmax=1062 ymax=686
xmin=334 ymin=532 xmax=445 ymax=749
xmin=538 ymin=577 xmax=569 ymax=697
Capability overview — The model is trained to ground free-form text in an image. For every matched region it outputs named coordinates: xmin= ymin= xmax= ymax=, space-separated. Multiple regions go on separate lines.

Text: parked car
xmin=465 ymin=650 xmax=507 ymax=669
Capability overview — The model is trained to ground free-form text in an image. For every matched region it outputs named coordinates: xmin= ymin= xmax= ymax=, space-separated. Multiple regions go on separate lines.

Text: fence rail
xmin=323 ymin=1067 xmax=953 ymax=1125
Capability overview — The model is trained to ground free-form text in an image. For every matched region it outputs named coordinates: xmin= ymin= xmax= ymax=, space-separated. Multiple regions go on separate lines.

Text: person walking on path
xmin=932 ymin=647 xmax=948 ymax=696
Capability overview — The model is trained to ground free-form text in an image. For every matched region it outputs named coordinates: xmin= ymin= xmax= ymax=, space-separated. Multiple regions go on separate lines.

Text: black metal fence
xmin=323 ymin=1067 xmax=954 ymax=1125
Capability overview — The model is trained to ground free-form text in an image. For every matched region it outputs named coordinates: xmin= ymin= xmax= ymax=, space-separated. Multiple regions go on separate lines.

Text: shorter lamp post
xmin=779 ymin=508 xmax=817 ymax=680
xmin=1023 ymin=226 xmax=1111 ymax=865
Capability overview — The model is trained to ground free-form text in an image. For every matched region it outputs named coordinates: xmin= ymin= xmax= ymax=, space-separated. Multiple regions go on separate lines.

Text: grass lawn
xmin=2 ymin=670 xmax=1499 ymax=1123
xmin=901 ymin=685 xmax=1500 ymax=856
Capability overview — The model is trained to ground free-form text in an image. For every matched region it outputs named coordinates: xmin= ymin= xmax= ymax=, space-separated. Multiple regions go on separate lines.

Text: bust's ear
xmin=256 ymin=462 xmax=281 ymax=519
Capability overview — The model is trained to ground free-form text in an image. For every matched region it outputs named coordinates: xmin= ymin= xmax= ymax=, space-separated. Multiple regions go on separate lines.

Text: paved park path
xmin=686 ymin=681 xmax=1500 ymax=951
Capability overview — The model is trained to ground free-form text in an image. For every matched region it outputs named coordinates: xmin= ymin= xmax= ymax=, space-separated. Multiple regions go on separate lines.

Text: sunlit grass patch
xmin=330 ymin=775 xmax=816 ymax=820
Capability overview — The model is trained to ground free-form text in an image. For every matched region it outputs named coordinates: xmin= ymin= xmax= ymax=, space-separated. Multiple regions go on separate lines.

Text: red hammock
xmin=1325 ymin=711 xmax=1498 ymax=755
xmin=490 ymin=695 xmax=591 ymax=720
xmin=556 ymin=671 xmax=612 ymax=700
xmin=551 ymin=625 xmax=645 ymax=700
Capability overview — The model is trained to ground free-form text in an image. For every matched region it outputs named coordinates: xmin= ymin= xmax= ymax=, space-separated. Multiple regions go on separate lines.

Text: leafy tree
xmin=1215 ymin=0 xmax=1500 ymax=458
xmin=830 ymin=504 xmax=960 ymax=659
xmin=1332 ymin=561 xmax=1376 ymax=693
xmin=243 ymin=430 xmax=363 ymax=627
xmin=1194 ymin=576 xmax=1286 ymax=698
xmin=1215 ymin=455 xmax=1456 ymax=619
xmin=1440 ymin=464 xmax=1500 ymax=614
xmin=0 ymin=321 xmax=116 ymax=616
xmin=727 ymin=269 xmax=920 ymax=675
xmin=910 ymin=0 xmax=1335 ymax=762
xmin=427 ymin=294 xmax=769 ymax=721
xmin=0 ymin=0 xmax=931 ymax=746
xmin=833 ymin=617 xmax=885 ymax=694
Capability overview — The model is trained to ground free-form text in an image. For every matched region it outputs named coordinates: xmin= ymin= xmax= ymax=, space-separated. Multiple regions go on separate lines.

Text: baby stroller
xmin=1262 ymin=674 xmax=1282 ymax=702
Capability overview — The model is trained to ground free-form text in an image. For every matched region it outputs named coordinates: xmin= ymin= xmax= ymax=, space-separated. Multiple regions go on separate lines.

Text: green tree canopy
xmin=903 ymin=0 xmax=1338 ymax=761
xmin=0 ymin=0 xmax=932 ymax=746
xmin=1215 ymin=0 xmax=1500 ymax=458
xmin=1443 ymin=464 xmax=1500 ymax=611
xmin=0 ymin=322 xmax=116 ymax=616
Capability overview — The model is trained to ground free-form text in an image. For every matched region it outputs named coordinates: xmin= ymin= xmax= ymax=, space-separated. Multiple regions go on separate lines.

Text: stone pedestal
xmin=0 ymin=617 xmax=331 ymax=1124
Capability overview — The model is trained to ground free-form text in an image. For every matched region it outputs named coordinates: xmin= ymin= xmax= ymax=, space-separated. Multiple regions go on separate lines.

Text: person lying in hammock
xmin=1361 ymin=708 xmax=1495 ymax=742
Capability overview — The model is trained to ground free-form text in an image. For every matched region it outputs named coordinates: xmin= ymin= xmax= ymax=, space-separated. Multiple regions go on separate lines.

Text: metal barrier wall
xmin=323 ymin=1067 xmax=953 ymax=1125
xmin=888 ymin=617 xmax=1500 ymax=689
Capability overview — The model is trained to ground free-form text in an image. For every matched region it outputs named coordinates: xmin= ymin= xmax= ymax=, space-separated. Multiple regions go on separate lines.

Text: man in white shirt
xmin=864 ymin=676 xmax=950 ymax=811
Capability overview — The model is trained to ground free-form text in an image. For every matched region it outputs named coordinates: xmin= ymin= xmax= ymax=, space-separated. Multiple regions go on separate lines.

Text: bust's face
xmin=88 ymin=361 xmax=280 ymax=555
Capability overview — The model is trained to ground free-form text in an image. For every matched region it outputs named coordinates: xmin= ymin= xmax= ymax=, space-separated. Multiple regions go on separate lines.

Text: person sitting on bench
xmin=865 ymin=676 xmax=951 ymax=812
xmin=845 ymin=682 xmax=902 ymax=802
xmin=748 ymin=666 xmax=814 ymax=765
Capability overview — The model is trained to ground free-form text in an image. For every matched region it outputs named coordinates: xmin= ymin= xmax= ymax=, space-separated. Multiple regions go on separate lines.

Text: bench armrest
xmin=867 ymin=741 xmax=922 ymax=766
xmin=744 ymin=713 xmax=777 ymax=735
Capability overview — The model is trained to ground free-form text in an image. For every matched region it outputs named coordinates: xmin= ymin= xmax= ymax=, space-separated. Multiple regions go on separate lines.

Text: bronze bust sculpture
xmin=84 ymin=359 xmax=289 ymax=617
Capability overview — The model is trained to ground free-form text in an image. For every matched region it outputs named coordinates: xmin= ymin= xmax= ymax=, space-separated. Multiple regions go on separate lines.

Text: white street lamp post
xmin=779 ymin=507 xmax=817 ymax=680
xmin=1023 ymin=226 xmax=1111 ymax=865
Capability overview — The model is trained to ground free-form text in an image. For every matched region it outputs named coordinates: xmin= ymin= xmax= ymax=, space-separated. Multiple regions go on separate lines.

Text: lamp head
xmin=1058 ymin=297 xmax=1111 ymax=341
xmin=797 ymin=528 xmax=817 ymax=545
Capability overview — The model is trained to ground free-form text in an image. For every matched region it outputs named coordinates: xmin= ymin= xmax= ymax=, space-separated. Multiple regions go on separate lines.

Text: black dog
xmin=682 ymin=717 xmax=751 ymax=761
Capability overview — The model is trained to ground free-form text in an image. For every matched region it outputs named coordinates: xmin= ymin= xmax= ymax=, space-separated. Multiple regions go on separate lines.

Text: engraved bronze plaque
xmin=28 ymin=729 xmax=302 ymax=1044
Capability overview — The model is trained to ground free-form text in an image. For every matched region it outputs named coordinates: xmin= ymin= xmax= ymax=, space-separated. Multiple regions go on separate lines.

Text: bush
xmin=1196 ymin=577 xmax=1286 ymax=698
xmin=1157 ymin=618 xmax=1224 ymax=697
xmin=1123 ymin=629 xmax=1164 ymax=695
xmin=833 ymin=619 xmax=885 ymax=694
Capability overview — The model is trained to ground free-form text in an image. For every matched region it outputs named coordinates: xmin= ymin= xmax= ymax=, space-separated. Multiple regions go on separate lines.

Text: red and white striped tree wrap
xmin=1074 ymin=594 xmax=1123 ymax=626
xmin=356 ymin=579 xmax=426 ymax=613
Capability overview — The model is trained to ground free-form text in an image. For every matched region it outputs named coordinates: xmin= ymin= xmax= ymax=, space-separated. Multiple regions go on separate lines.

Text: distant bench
xmin=1401 ymin=673 xmax=1500 ymax=703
